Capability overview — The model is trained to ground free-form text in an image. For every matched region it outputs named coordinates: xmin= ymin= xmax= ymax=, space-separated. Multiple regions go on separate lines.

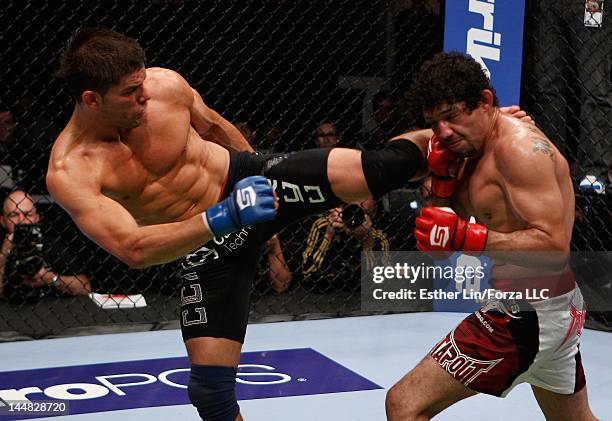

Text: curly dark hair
xmin=56 ymin=27 xmax=145 ymax=101
xmin=410 ymin=52 xmax=498 ymax=114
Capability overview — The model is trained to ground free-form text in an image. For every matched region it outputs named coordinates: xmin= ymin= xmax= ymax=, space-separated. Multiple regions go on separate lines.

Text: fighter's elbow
xmin=123 ymin=250 xmax=152 ymax=269
xmin=120 ymin=239 xmax=152 ymax=269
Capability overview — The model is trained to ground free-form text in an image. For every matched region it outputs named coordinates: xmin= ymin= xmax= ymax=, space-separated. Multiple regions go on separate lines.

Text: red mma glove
xmin=428 ymin=135 xmax=458 ymax=199
xmin=415 ymin=207 xmax=487 ymax=253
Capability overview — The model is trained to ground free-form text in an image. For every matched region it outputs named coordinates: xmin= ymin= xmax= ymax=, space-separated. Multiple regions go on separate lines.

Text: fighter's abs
xmin=103 ymin=132 xmax=230 ymax=225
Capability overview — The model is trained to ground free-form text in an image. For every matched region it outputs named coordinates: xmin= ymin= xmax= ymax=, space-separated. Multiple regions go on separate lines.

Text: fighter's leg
xmin=258 ymin=138 xmax=425 ymax=227
xmin=179 ymin=250 xmax=259 ymax=421
xmin=525 ymin=287 xmax=596 ymax=420
xmin=386 ymin=354 xmax=476 ymax=420
xmin=326 ymin=148 xmax=369 ymax=202
xmin=531 ymin=385 xmax=597 ymax=421
xmin=327 ymin=136 xmax=426 ymax=203
xmin=186 ymin=338 xmax=244 ymax=421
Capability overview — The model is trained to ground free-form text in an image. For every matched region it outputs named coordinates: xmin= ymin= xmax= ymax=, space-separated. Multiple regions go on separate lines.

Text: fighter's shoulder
xmin=495 ymin=120 xmax=556 ymax=167
xmin=48 ymin=133 xmax=103 ymax=191
xmin=145 ymin=67 xmax=192 ymax=98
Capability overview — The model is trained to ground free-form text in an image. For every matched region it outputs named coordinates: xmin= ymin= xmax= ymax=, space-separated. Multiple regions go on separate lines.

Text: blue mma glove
xmin=204 ymin=175 xmax=276 ymax=237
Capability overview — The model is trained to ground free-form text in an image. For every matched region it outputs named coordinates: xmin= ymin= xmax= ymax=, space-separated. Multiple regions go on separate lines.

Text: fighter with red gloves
xmin=386 ymin=53 xmax=594 ymax=421
xmin=414 ymin=104 xmax=535 ymax=254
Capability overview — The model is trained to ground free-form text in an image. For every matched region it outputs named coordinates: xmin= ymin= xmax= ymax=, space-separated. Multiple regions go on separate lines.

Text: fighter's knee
xmin=385 ymin=384 xmax=401 ymax=415
xmin=188 ymin=365 xmax=240 ymax=421
xmin=385 ymin=384 xmax=429 ymax=421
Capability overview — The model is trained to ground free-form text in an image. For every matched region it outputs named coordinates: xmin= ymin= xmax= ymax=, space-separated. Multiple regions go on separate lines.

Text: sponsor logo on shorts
xmin=269 ymin=180 xmax=325 ymax=204
xmin=480 ymin=297 xmax=521 ymax=319
xmin=263 ymin=155 xmax=288 ymax=172
xmin=430 ymin=225 xmax=450 ymax=247
xmin=475 ymin=310 xmax=494 ymax=333
xmin=431 ymin=332 xmax=502 ymax=386
xmin=181 ymin=227 xmax=253 ymax=270
xmin=557 ymin=301 xmax=587 ymax=351
xmin=180 ymin=284 xmax=207 ymax=326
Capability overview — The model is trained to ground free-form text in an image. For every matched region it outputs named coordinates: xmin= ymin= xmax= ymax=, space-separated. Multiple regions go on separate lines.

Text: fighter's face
xmin=100 ymin=67 xmax=150 ymax=129
xmin=423 ymin=102 xmax=488 ymax=157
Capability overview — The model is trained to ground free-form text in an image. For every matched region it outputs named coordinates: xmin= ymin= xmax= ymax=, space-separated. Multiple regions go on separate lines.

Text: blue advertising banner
xmin=444 ymin=0 xmax=526 ymax=105
xmin=0 ymin=348 xmax=381 ymax=419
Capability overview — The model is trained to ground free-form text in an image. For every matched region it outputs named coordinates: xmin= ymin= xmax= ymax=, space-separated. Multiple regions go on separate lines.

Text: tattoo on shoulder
xmin=532 ymin=138 xmax=555 ymax=161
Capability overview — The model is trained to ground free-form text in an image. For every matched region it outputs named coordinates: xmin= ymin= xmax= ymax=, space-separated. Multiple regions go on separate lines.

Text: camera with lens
xmin=10 ymin=224 xmax=45 ymax=278
xmin=341 ymin=204 xmax=365 ymax=228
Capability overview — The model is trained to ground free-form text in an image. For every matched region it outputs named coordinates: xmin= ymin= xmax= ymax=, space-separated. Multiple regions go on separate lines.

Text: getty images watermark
xmin=360 ymin=251 xmax=612 ymax=312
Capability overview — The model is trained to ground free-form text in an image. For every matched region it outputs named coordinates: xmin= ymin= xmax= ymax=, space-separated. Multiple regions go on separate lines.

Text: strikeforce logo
xmin=237 ymin=186 xmax=257 ymax=210
xmin=429 ymin=225 xmax=450 ymax=247
xmin=431 ymin=332 xmax=502 ymax=386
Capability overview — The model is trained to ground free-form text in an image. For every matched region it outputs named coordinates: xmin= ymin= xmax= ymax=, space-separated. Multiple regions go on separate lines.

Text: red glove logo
xmin=415 ymin=207 xmax=488 ymax=253
xmin=429 ymin=224 xmax=450 ymax=247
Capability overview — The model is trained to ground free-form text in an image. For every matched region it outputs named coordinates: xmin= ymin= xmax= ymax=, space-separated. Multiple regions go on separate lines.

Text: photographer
xmin=0 ymin=190 xmax=91 ymax=302
xmin=301 ymin=198 xmax=389 ymax=292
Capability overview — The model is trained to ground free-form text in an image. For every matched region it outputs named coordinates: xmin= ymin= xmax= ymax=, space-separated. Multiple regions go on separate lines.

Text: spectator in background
xmin=0 ymin=190 xmax=91 ymax=302
xmin=0 ymin=105 xmax=15 ymax=142
xmin=301 ymin=198 xmax=388 ymax=292
xmin=0 ymin=100 xmax=57 ymax=194
xmin=255 ymin=235 xmax=292 ymax=294
xmin=235 ymin=120 xmax=292 ymax=293
xmin=358 ymin=91 xmax=413 ymax=150
xmin=0 ymin=104 xmax=23 ymax=192
xmin=312 ymin=120 xmax=340 ymax=149
xmin=235 ymin=120 xmax=256 ymax=145
xmin=258 ymin=123 xmax=286 ymax=153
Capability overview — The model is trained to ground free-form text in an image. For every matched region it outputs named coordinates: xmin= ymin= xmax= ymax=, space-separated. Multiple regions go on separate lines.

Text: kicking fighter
xmin=47 ymin=27 xmax=428 ymax=420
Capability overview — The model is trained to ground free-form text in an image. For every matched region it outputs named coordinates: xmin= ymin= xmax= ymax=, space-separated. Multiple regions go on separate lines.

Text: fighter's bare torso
xmin=452 ymin=114 xmax=575 ymax=276
xmin=49 ymin=68 xmax=230 ymax=226
xmin=453 ymin=114 xmax=574 ymax=236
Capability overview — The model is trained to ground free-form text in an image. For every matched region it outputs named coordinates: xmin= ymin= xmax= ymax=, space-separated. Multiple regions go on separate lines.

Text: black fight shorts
xmin=179 ymin=150 xmax=343 ymax=342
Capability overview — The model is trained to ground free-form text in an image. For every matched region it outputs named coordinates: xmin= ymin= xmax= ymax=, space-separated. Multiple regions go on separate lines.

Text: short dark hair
xmin=56 ymin=27 xmax=145 ymax=101
xmin=411 ymin=52 xmax=498 ymax=113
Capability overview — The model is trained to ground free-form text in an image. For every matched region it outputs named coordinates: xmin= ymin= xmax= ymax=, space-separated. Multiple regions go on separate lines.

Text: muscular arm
xmin=485 ymin=140 xmax=569 ymax=252
xmin=189 ymin=88 xmax=253 ymax=153
xmin=47 ymin=166 xmax=215 ymax=269
xmin=155 ymin=68 xmax=252 ymax=152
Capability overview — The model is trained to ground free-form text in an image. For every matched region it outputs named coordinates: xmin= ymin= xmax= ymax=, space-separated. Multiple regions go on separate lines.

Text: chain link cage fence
xmin=0 ymin=0 xmax=609 ymax=340
xmin=522 ymin=0 xmax=612 ymax=331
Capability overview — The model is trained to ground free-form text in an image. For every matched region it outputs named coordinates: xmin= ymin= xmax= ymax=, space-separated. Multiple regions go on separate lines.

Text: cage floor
xmin=0 ymin=313 xmax=610 ymax=420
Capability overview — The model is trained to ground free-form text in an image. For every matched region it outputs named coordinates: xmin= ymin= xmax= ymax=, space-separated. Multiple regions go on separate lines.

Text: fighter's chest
xmin=452 ymin=157 xmax=507 ymax=226
xmin=101 ymin=130 xmax=189 ymax=199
